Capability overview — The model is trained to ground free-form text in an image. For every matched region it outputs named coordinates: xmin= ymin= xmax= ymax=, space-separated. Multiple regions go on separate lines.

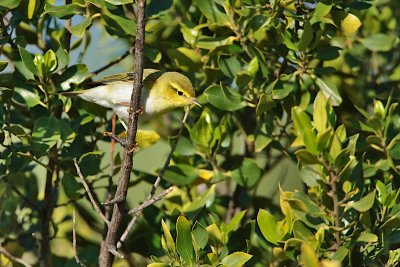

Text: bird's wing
xmin=86 ymin=69 xmax=163 ymax=88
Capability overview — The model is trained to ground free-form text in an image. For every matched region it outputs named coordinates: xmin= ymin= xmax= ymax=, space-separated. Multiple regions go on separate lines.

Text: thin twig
xmin=0 ymin=244 xmax=32 ymax=267
xmin=92 ymin=50 xmax=131 ymax=75
xmin=104 ymin=132 xmax=126 ymax=147
xmin=73 ymin=210 xmax=87 ymax=267
xmin=128 ymin=186 xmax=174 ymax=215
xmin=73 ymin=158 xmax=110 ymax=226
xmin=117 ymin=108 xmax=190 ymax=249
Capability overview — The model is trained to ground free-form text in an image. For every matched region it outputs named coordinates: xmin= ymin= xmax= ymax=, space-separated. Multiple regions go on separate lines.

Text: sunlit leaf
xmin=176 ymin=215 xmax=194 ymax=265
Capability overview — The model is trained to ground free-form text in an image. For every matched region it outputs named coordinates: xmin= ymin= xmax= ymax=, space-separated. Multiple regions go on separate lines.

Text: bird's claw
xmin=127 ymin=105 xmax=143 ymax=115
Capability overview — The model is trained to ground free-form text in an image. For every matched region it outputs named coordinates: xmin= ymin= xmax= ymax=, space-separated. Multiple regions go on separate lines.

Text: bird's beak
xmin=191 ymin=98 xmax=202 ymax=108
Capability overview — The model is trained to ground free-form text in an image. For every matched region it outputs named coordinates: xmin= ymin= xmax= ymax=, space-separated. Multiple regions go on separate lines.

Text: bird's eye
xmin=177 ymin=90 xmax=184 ymax=96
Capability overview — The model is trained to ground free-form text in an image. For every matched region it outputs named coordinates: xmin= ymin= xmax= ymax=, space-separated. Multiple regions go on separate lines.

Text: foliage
xmin=1 ymin=0 xmax=400 ymax=266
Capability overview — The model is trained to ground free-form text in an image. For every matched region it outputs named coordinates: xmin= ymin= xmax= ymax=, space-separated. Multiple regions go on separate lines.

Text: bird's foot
xmin=127 ymin=105 xmax=143 ymax=115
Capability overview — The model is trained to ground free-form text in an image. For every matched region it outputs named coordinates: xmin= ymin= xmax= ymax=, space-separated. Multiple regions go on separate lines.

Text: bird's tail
xmin=60 ymin=91 xmax=83 ymax=97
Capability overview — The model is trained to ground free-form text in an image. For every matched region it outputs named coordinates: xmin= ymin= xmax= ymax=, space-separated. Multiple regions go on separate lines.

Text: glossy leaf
xmin=220 ymin=252 xmax=252 ymax=267
xmin=315 ymin=77 xmax=342 ymax=106
xmin=44 ymin=3 xmax=83 ymax=19
xmin=231 ymin=158 xmax=262 ymax=188
xmin=176 ymin=215 xmax=194 ymax=265
xmin=257 ymin=209 xmax=282 ymax=245
xmin=0 ymin=0 xmax=21 ymax=9
xmin=348 ymin=191 xmax=376 ymax=212
xmin=204 ymin=84 xmax=246 ymax=111
xmin=69 ymin=17 xmax=92 ymax=38
xmin=18 ymin=46 xmax=38 ymax=75
xmin=194 ymin=0 xmax=228 ymax=24
xmin=192 ymin=222 xmax=208 ymax=249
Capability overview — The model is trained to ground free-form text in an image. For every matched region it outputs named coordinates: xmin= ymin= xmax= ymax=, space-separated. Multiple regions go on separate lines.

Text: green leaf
xmin=231 ymin=158 xmax=262 ymax=188
xmin=257 ymin=209 xmax=282 ymax=245
xmin=42 ymin=49 xmax=58 ymax=76
xmin=313 ymin=91 xmax=328 ymax=133
xmin=348 ymin=191 xmax=376 ymax=213
xmin=18 ymin=46 xmax=38 ymax=76
xmin=315 ymin=77 xmax=342 ymax=106
xmin=357 ymin=231 xmax=378 ymax=243
xmin=303 ymin=129 xmax=318 ymax=155
xmin=219 ymin=57 xmax=241 ymax=78
xmin=104 ymin=0 xmax=132 ymax=5
xmin=183 ymin=185 xmax=215 ymax=214
xmin=14 ymin=87 xmax=46 ymax=108
xmin=161 ymin=219 xmax=176 ymax=255
xmin=176 ymin=215 xmax=194 ymax=265
xmin=27 ymin=0 xmax=38 ymax=19
xmin=163 ymin=164 xmax=199 ymax=186
xmin=0 ymin=61 xmax=8 ymax=72
xmin=44 ymin=3 xmax=83 ymax=19
xmin=204 ymin=84 xmax=246 ymax=111
xmin=226 ymin=210 xmax=247 ymax=234
xmin=62 ymin=173 xmax=81 ymax=199
xmin=255 ymin=133 xmax=272 ymax=152
xmin=78 ymin=151 xmax=103 ymax=176
xmin=361 ymin=33 xmax=395 ymax=52
xmin=296 ymin=149 xmax=320 ymax=165
xmin=190 ymin=111 xmax=213 ymax=151
xmin=196 ymin=36 xmax=236 ymax=50
xmin=174 ymin=136 xmax=197 ymax=156
xmin=293 ymin=221 xmax=313 ymax=241
xmin=0 ymin=0 xmax=21 ymax=9
xmin=311 ymin=2 xmax=332 ymax=23
xmin=102 ymin=11 xmax=136 ymax=37
xmin=55 ymin=46 xmax=69 ymax=71
xmin=300 ymin=242 xmax=318 ymax=267
xmin=69 ymin=17 xmax=92 ymax=38
xmin=292 ymin=106 xmax=313 ymax=137
xmin=31 ymin=116 xmax=61 ymax=157
xmin=194 ymin=0 xmax=228 ymax=24
xmin=332 ymin=246 xmax=349 ymax=262
xmin=5 ymin=125 xmax=30 ymax=145
xmin=166 ymin=47 xmax=202 ymax=72
xmin=220 ymin=252 xmax=252 ymax=267
xmin=192 ymin=222 xmax=208 ymax=249
xmin=316 ymin=128 xmax=333 ymax=152
xmin=298 ymin=21 xmax=313 ymax=51
xmin=59 ymin=64 xmax=88 ymax=90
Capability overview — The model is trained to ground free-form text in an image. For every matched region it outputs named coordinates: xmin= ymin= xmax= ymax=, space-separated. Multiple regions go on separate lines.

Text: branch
xmin=73 ymin=210 xmax=87 ymax=267
xmin=73 ymin=158 xmax=110 ymax=226
xmin=0 ymin=245 xmax=32 ymax=267
xmin=117 ymin=108 xmax=190 ymax=249
xmin=92 ymin=50 xmax=131 ymax=76
xmin=128 ymin=186 xmax=174 ymax=215
xmin=99 ymin=0 xmax=146 ymax=265
xmin=64 ymin=0 xmax=72 ymax=51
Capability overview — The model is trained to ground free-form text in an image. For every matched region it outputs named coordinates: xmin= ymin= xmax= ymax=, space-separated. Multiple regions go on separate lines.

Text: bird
xmin=61 ymin=69 xmax=201 ymax=129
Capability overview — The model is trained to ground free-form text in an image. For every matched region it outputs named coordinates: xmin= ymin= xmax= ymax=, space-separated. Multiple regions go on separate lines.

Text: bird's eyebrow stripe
xmin=169 ymin=82 xmax=190 ymax=97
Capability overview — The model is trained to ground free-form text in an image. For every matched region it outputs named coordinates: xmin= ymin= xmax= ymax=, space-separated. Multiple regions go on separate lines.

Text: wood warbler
xmin=61 ymin=69 xmax=201 ymax=127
